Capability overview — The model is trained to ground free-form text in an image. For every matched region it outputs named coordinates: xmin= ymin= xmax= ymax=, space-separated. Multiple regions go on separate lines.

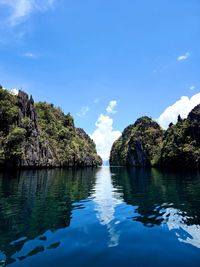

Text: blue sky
xmin=0 ymin=0 xmax=200 ymax=160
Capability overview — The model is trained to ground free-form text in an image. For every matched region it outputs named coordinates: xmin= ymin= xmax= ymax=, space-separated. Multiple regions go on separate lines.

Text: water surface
xmin=0 ymin=167 xmax=200 ymax=267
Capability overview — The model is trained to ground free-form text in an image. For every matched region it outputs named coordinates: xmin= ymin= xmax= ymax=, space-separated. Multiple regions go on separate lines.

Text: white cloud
xmin=0 ymin=0 xmax=31 ymax=26
xmin=23 ymin=52 xmax=37 ymax=58
xmin=77 ymin=106 xmax=90 ymax=117
xmin=177 ymin=52 xmax=190 ymax=62
xmin=0 ymin=0 xmax=55 ymax=26
xmin=190 ymin=85 xmax=196 ymax=90
xmin=91 ymin=113 xmax=121 ymax=161
xmin=10 ymin=88 xmax=19 ymax=95
xmin=157 ymin=92 xmax=200 ymax=129
xmin=91 ymin=100 xmax=121 ymax=161
xmin=106 ymin=100 xmax=117 ymax=114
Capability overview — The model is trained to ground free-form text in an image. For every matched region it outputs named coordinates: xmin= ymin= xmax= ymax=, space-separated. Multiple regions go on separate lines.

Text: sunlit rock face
xmin=0 ymin=87 xmax=102 ymax=168
xmin=92 ymin=167 xmax=123 ymax=247
xmin=110 ymin=117 xmax=163 ymax=167
xmin=110 ymin=104 xmax=200 ymax=169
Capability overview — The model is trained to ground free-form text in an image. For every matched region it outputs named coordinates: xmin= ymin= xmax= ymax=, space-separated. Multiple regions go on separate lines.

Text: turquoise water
xmin=0 ymin=167 xmax=200 ymax=267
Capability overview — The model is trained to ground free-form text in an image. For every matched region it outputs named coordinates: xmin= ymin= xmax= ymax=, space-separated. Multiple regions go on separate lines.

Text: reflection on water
xmin=165 ymin=207 xmax=200 ymax=248
xmin=0 ymin=167 xmax=200 ymax=266
xmin=111 ymin=167 xmax=200 ymax=250
xmin=92 ymin=167 xmax=123 ymax=247
xmin=0 ymin=168 xmax=97 ymax=265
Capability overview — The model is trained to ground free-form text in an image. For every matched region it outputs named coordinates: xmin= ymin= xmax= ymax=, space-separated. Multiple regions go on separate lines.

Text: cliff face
xmin=110 ymin=105 xmax=200 ymax=169
xmin=159 ymin=105 xmax=200 ymax=168
xmin=0 ymin=87 xmax=102 ymax=168
xmin=110 ymin=117 xmax=163 ymax=166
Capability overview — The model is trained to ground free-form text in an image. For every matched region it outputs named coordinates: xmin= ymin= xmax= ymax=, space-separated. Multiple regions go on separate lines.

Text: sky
xmin=0 ymin=0 xmax=200 ymax=160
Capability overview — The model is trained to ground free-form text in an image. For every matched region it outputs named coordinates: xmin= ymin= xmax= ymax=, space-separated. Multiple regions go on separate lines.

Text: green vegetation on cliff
xmin=0 ymin=86 xmax=102 ymax=168
xmin=110 ymin=116 xmax=163 ymax=166
xmin=35 ymin=101 xmax=102 ymax=167
xmin=110 ymin=106 xmax=200 ymax=169
xmin=159 ymin=107 xmax=200 ymax=168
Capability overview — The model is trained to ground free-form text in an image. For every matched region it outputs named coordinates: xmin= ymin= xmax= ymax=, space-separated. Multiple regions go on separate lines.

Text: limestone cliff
xmin=159 ymin=105 xmax=200 ymax=168
xmin=110 ymin=117 xmax=163 ymax=166
xmin=110 ymin=105 xmax=200 ymax=169
xmin=0 ymin=87 xmax=102 ymax=168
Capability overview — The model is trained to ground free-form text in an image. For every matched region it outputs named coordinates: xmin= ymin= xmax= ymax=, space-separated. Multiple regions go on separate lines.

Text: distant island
xmin=110 ymin=105 xmax=200 ymax=169
xmin=0 ymin=86 xmax=102 ymax=169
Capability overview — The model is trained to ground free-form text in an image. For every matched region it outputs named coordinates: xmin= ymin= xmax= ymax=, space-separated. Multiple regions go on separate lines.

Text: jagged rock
xmin=110 ymin=116 xmax=163 ymax=166
xmin=110 ymin=104 xmax=200 ymax=169
xmin=0 ymin=87 xmax=102 ymax=168
xmin=159 ymin=104 xmax=200 ymax=168
xmin=188 ymin=105 xmax=200 ymax=122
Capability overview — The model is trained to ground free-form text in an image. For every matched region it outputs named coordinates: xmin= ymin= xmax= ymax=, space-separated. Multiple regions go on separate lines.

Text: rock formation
xmin=0 ymin=87 xmax=102 ymax=168
xmin=159 ymin=105 xmax=200 ymax=168
xmin=110 ymin=117 xmax=163 ymax=166
xmin=110 ymin=105 xmax=200 ymax=169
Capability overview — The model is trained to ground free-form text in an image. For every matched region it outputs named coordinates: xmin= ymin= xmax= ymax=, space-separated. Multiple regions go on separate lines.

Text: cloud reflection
xmin=164 ymin=207 xmax=200 ymax=249
xmin=92 ymin=167 xmax=123 ymax=247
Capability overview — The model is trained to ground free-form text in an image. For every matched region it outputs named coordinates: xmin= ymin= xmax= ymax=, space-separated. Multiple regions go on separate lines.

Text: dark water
xmin=0 ymin=167 xmax=200 ymax=267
